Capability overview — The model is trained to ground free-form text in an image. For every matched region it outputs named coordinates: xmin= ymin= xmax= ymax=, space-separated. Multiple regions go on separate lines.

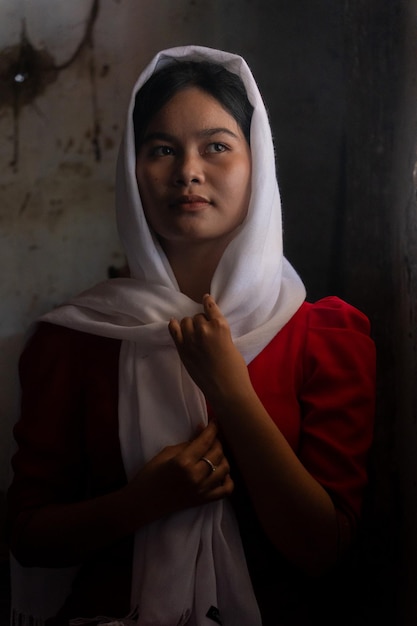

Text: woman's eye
xmin=151 ymin=145 xmax=174 ymax=156
xmin=206 ymin=143 xmax=228 ymax=154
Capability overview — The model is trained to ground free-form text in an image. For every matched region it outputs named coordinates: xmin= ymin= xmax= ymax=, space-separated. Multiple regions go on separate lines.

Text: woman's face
xmin=135 ymin=86 xmax=252 ymax=257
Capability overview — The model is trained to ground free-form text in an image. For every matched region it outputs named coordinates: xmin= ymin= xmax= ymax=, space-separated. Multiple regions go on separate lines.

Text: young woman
xmin=8 ymin=46 xmax=375 ymax=626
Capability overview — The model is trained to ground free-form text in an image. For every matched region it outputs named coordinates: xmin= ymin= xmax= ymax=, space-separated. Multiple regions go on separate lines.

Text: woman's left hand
xmin=168 ymin=294 xmax=252 ymax=404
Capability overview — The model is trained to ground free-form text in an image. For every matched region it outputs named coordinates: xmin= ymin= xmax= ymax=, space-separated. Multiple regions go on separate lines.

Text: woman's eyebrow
xmin=142 ymin=127 xmax=239 ymax=144
xmin=199 ymin=127 xmax=239 ymax=139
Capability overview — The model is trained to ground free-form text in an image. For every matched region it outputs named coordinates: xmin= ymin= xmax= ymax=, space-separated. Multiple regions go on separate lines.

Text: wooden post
xmin=343 ymin=1 xmax=417 ymax=622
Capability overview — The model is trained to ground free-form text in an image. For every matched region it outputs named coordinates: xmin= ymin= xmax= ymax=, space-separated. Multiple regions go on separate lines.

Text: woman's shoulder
xmin=292 ymin=296 xmax=371 ymax=336
xmin=20 ymin=321 xmax=121 ymax=374
xmin=28 ymin=320 xmax=120 ymax=345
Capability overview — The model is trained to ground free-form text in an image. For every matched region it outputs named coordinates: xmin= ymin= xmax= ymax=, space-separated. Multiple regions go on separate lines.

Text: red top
xmin=8 ymin=296 xmax=376 ymax=625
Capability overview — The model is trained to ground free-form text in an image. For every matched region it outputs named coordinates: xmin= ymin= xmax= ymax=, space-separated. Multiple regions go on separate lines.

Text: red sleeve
xmin=298 ymin=297 xmax=376 ymax=534
xmin=7 ymin=323 xmax=88 ymax=548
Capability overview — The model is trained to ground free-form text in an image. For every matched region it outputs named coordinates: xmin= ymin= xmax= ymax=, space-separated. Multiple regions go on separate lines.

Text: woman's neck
xmin=163 ymin=241 xmax=225 ymax=303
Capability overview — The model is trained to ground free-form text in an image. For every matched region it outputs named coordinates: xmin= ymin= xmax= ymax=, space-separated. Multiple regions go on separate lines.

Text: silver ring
xmin=201 ymin=456 xmax=217 ymax=473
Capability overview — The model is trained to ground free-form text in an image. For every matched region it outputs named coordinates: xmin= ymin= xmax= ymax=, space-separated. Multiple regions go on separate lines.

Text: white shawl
xmin=12 ymin=46 xmax=306 ymax=626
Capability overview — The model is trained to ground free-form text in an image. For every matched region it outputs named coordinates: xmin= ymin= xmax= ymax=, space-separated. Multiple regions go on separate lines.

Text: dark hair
xmin=133 ymin=60 xmax=254 ymax=152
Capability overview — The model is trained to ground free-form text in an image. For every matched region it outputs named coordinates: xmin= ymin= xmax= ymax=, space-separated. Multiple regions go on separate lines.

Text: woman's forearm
xmin=211 ymin=385 xmax=340 ymax=576
xmin=10 ymin=483 xmax=149 ymax=567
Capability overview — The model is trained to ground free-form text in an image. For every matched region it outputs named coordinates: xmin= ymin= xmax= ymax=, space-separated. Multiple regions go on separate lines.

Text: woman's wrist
xmin=119 ymin=473 xmax=162 ymax=531
xmin=207 ymin=381 xmax=260 ymax=425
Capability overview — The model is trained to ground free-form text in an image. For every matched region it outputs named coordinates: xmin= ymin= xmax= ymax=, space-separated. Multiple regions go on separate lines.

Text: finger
xmin=192 ymin=312 xmax=209 ymax=330
xmin=186 ymin=421 xmax=218 ymax=461
xmin=198 ymin=458 xmax=230 ymax=492
xmin=200 ymin=455 xmax=218 ymax=476
xmin=196 ymin=435 xmax=229 ymax=484
xmin=192 ymin=422 xmax=207 ymax=437
xmin=179 ymin=316 xmax=196 ymax=340
xmin=202 ymin=472 xmax=234 ymax=501
xmin=199 ymin=451 xmax=229 ymax=481
xmin=168 ymin=318 xmax=183 ymax=345
xmin=202 ymin=293 xmax=223 ymax=321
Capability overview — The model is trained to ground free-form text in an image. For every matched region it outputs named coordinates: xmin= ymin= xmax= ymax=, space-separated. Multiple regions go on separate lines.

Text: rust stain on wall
xmin=0 ymin=0 xmax=100 ymax=172
xmin=0 ymin=35 xmax=58 ymax=109
xmin=0 ymin=33 xmax=58 ymax=171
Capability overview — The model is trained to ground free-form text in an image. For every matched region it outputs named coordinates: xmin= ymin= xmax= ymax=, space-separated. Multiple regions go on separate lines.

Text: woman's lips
xmin=170 ymin=195 xmax=212 ymax=210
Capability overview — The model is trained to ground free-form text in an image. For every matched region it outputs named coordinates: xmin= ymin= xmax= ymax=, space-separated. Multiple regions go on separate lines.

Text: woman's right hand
xmin=10 ymin=421 xmax=232 ymax=567
xmin=123 ymin=421 xmax=234 ymax=525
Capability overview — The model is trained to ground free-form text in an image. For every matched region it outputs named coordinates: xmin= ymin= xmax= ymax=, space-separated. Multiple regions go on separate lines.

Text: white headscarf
xmin=13 ymin=46 xmax=305 ymax=626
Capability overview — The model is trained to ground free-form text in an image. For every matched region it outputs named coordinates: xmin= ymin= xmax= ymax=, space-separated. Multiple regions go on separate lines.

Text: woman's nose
xmin=173 ymin=152 xmax=204 ymax=186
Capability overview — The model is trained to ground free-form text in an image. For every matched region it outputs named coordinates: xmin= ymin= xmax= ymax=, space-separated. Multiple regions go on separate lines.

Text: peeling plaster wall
xmin=0 ymin=0 xmax=230 ymax=494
